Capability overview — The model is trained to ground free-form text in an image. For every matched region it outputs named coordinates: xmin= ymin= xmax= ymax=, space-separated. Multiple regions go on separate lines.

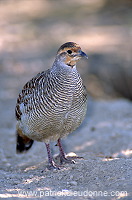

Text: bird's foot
xmin=45 ymin=143 xmax=60 ymax=170
xmin=47 ymin=160 xmax=60 ymax=170
xmin=61 ymin=152 xmax=84 ymax=164
xmin=60 ymin=154 xmax=76 ymax=164
xmin=57 ymin=138 xmax=84 ymax=165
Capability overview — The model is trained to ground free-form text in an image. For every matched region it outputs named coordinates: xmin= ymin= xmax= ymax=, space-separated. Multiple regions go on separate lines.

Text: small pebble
xmin=91 ymin=127 xmax=96 ymax=131
xmin=5 ymin=163 xmax=11 ymax=167
xmin=58 ymin=176 xmax=62 ymax=180
xmin=29 ymin=175 xmax=34 ymax=178
xmin=70 ymin=175 xmax=73 ymax=180
xmin=68 ymin=181 xmax=78 ymax=186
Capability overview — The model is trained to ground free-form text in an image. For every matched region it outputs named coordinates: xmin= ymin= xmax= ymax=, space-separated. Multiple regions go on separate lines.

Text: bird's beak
xmin=79 ymin=50 xmax=88 ymax=59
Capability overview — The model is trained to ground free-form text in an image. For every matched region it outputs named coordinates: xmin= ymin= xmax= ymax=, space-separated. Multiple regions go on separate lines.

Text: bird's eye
xmin=67 ymin=50 xmax=72 ymax=54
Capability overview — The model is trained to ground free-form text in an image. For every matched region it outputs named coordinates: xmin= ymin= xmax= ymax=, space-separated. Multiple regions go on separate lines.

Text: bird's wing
xmin=15 ymin=69 xmax=50 ymax=120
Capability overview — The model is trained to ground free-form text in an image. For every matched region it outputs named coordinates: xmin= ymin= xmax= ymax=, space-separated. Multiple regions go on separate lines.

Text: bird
xmin=15 ymin=42 xmax=88 ymax=169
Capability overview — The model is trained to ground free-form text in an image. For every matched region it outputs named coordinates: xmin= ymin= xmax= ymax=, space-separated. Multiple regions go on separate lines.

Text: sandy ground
xmin=0 ymin=98 xmax=132 ymax=200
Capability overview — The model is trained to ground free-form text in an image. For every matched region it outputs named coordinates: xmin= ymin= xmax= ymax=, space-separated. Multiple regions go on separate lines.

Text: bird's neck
xmin=51 ymin=59 xmax=77 ymax=76
xmin=50 ymin=60 xmax=82 ymax=93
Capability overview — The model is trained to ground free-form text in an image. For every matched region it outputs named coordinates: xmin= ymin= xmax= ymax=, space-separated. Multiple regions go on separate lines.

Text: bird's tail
xmin=16 ymin=128 xmax=34 ymax=153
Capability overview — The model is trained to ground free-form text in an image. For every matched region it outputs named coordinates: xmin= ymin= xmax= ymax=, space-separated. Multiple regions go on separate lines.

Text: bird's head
xmin=56 ymin=42 xmax=88 ymax=68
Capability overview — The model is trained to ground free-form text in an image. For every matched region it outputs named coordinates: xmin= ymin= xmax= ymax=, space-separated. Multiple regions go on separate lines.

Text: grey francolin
xmin=15 ymin=42 xmax=88 ymax=169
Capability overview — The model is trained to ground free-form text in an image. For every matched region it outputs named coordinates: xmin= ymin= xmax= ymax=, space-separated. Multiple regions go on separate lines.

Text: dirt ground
xmin=0 ymin=98 xmax=132 ymax=199
xmin=0 ymin=0 xmax=132 ymax=199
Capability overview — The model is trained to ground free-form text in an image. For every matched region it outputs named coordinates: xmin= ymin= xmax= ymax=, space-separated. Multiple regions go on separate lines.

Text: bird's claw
xmin=47 ymin=161 xmax=61 ymax=170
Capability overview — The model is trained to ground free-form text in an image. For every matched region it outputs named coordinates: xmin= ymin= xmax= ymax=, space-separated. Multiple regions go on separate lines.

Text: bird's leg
xmin=45 ymin=143 xmax=60 ymax=170
xmin=57 ymin=138 xmax=75 ymax=164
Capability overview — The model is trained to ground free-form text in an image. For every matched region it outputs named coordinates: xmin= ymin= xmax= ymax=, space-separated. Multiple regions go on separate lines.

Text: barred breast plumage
xmin=16 ymin=42 xmax=88 ymax=169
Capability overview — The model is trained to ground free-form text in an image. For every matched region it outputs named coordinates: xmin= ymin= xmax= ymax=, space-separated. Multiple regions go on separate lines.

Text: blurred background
xmin=0 ymin=0 xmax=132 ymax=106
